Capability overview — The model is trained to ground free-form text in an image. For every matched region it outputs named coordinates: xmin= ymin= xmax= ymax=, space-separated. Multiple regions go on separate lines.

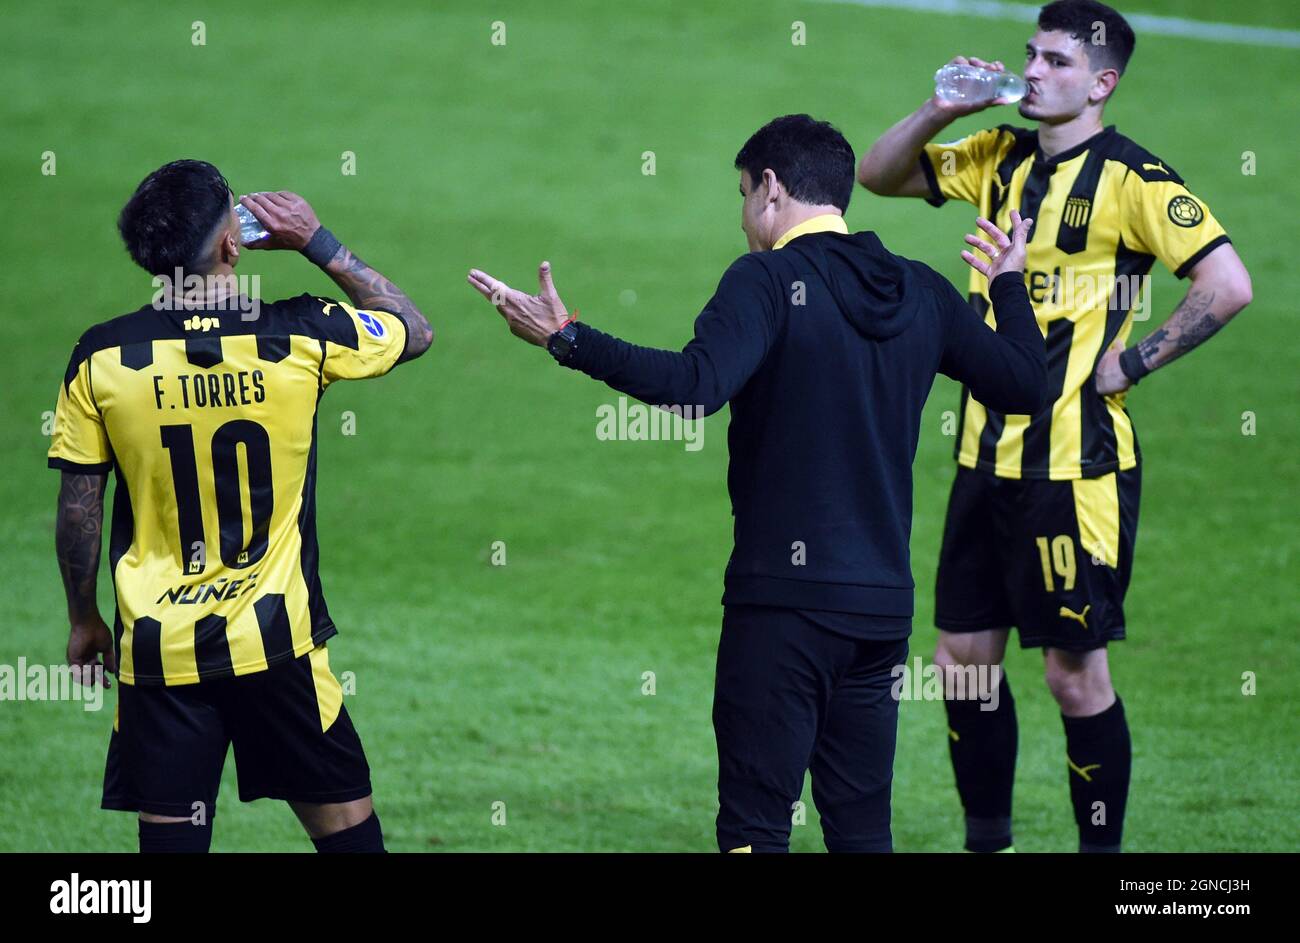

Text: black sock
xmin=1062 ymin=696 xmax=1131 ymax=853
xmin=944 ymin=673 xmax=1017 ymax=852
xmin=312 ymin=812 xmax=386 ymax=853
xmin=139 ymin=818 xmax=212 ymax=853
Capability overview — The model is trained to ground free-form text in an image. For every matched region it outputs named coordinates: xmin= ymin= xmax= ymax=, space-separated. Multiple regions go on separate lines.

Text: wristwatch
xmin=547 ymin=321 xmax=579 ymax=363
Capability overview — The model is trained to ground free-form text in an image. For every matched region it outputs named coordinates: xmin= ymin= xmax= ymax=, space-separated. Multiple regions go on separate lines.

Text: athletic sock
xmin=1062 ymin=696 xmax=1131 ymax=853
xmin=944 ymin=673 xmax=1017 ymax=852
xmin=138 ymin=818 xmax=213 ymax=853
xmin=312 ymin=812 xmax=386 ymax=853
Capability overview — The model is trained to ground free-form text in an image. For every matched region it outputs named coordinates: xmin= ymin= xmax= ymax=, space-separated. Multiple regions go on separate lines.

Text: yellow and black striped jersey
xmin=48 ymin=293 xmax=408 ymax=685
xmin=920 ymin=124 xmax=1231 ymax=480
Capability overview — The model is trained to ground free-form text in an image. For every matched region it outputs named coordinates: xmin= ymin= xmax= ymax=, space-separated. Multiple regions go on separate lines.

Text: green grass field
xmin=1 ymin=0 xmax=1297 ymax=852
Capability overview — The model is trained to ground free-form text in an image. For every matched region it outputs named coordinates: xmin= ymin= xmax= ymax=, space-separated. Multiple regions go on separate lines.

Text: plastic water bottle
xmin=934 ymin=64 xmax=1027 ymax=105
xmin=235 ymin=203 xmax=270 ymax=245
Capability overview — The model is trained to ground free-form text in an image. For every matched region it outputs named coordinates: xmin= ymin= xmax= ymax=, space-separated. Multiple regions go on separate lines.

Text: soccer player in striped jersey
xmin=49 ymin=160 xmax=432 ymax=852
xmin=858 ymin=0 xmax=1252 ymax=852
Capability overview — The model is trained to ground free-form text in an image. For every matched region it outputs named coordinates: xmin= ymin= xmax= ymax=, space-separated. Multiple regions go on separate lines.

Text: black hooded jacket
xmin=565 ymin=227 xmax=1046 ymax=624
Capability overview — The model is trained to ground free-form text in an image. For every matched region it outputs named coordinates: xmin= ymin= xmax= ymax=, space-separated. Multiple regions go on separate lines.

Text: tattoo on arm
xmin=1136 ymin=286 xmax=1224 ymax=372
xmin=323 ymin=245 xmax=434 ymax=361
xmin=56 ymin=472 xmax=106 ymax=624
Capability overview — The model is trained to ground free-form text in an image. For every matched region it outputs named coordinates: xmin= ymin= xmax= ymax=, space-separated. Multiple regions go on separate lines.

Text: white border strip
xmin=815 ymin=0 xmax=1300 ymax=49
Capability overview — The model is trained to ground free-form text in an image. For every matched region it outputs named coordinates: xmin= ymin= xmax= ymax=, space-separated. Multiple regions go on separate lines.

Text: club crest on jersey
xmin=357 ymin=311 xmax=386 ymax=338
xmin=1167 ymin=195 xmax=1204 ymax=228
xmin=1062 ymin=196 xmax=1091 ymax=229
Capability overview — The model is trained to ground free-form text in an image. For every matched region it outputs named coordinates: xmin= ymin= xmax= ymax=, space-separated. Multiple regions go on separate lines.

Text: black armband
xmin=302 ymin=226 xmax=342 ymax=267
xmin=1118 ymin=346 xmax=1151 ymax=384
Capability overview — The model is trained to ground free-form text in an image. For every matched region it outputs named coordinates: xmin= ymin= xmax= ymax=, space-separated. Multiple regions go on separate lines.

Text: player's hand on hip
xmin=1094 ymin=339 xmax=1133 ymax=395
xmin=932 ymin=55 xmax=1015 ymax=115
xmin=239 ymin=191 xmax=322 ymax=251
xmin=961 ymin=209 xmax=1032 ymax=282
xmin=67 ymin=613 xmax=117 ymax=688
xmin=467 ymin=261 xmax=571 ymax=347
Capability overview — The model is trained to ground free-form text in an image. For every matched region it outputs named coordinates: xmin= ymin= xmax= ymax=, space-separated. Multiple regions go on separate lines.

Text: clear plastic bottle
xmin=934 ymin=64 xmax=1027 ymax=105
xmin=235 ymin=203 xmax=270 ymax=245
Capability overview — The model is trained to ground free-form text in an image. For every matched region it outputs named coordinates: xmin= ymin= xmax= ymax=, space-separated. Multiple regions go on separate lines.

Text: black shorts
xmin=103 ymin=645 xmax=371 ymax=818
xmin=934 ymin=465 xmax=1140 ymax=651
xmin=713 ymin=605 xmax=907 ymax=853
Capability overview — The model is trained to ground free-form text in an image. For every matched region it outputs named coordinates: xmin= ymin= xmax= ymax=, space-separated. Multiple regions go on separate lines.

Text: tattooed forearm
xmin=1135 ymin=286 xmax=1225 ymax=372
xmin=328 ymin=246 xmax=405 ymax=312
xmin=323 ymin=245 xmax=434 ymax=362
xmin=56 ymin=471 xmax=106 ymax=624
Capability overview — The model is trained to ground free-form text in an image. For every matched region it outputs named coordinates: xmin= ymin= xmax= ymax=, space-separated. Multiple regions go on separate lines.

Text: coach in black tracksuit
xmin=468 ymin=114 xmax=1046 ymax=852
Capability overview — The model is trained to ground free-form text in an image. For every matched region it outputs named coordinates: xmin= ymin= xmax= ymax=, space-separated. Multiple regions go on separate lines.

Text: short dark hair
xmin=1038 ymin=0 xmax=1135 ymax=74
xmin=734 ymin=114 xmax=855 ymax=213
xmin=118 ymin=159 xmax=232 ymax=275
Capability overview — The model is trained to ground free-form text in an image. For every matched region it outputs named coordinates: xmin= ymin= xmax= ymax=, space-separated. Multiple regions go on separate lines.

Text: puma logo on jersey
xmin=1142 ymin=161 xmax=1168 ymax=174
xmin=183 ymin=315 xmax=220 ymax=332
xmin=1059 ymin=604 xmax=1091 ymax=629
xmin=1068 ymin=754 xmax=1101 ymax=782
xmin=319 ymin=301 xmax=340 ymax=317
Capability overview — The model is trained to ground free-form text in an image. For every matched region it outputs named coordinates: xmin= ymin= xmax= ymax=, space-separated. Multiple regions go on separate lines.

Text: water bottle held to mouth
xmin=235 ymin=203 xmax=270 ymax=245
xmin=934 ymin=64 xmax=1028 ymax=104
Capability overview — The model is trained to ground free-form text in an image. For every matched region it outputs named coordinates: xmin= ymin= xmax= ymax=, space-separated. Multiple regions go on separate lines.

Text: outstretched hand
xmin=961 ymin=209 xmax=1033 ymax=283
xmin=467 ymin=261 xmax=572 ymax=347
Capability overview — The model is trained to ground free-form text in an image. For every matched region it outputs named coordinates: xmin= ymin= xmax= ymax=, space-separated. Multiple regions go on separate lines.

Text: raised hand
xmin=933 ymin=55 xmax=1016 ymax=116
xmin=467 ymin=261 xmax=572 ymax=347
xmin=239 ymin=191 xmax=323 ymax=251
xmin=961 ymin=209 xmax=1033 ymax=283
